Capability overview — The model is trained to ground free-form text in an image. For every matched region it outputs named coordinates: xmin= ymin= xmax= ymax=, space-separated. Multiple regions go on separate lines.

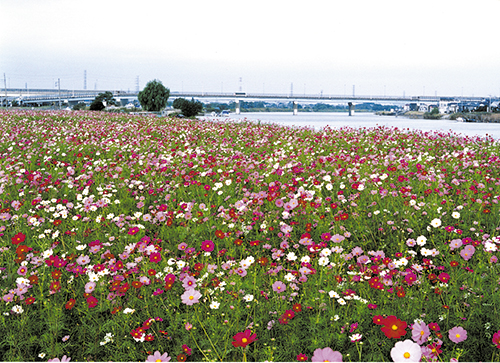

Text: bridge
xmin=2 ymin=88 xmax=496 ymax=116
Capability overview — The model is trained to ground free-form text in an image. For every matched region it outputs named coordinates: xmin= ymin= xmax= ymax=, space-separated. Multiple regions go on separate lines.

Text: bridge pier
xmin=293 ymin=101 xmax=298 ymax=115
xmin=348 ymin=102 xmax=355 ymax=116
xmin=235 ymin=100 xmax=240 ymax=115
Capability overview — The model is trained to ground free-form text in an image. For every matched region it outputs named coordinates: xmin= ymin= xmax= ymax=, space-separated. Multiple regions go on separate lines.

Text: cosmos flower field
xmin=1 ymin=110 xmax=500 ymax=362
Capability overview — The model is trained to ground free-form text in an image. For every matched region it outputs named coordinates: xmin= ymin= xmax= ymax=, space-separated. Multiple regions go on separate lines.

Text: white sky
xmin=1 ymin=0 xmax=499 ymax=97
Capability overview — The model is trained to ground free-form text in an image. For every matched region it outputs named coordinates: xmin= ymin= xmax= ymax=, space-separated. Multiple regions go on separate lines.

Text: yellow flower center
xmin=392 ymin=324 xmax=398 ymax=330
xmin=456 ymin=333 xmax=461 ymax=338
xmin=189 ymin=296 xmax=194 ymax=300
xmin=156 ymin=360 xmax=162 ymax=362
xmin=242 ymin=338 xmax=248 ymax=343
xmin=420 ymin=330 xmax=425 ymax=335
xmin=404 ymin=352 xmax=410 ymax=359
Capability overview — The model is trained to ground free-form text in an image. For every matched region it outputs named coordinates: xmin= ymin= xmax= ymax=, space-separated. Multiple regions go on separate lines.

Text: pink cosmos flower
xmin=181 ymin=289 xmax=201 ymax=305
xmin=182 ymin=276 xmax=197 ymax=289
xmin=272 ymin=281 xmax=286 ymax=293
xmin=411 ymin=321 xmax=430 ymax=345
xmin=460 ymin=245 xmax=475 ymax=261
xmin=448 ymin=326 xmax=467 ymax=343
xmin=48 ymin=355 xmax=71 ymax=362
xmin=146 ymin=351 xmax=171 ymax=362
xmin=84 ymin=282 xmax=96 ymax=294
xmin=235 ymin=267 xmax=247 ymax=277
xmin=311 ymin=347 xmax=342 ymax=362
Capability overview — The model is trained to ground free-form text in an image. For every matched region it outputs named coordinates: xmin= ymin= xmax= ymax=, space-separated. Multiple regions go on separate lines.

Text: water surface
xmin=202 ymin=112 xmax=500 ymax=139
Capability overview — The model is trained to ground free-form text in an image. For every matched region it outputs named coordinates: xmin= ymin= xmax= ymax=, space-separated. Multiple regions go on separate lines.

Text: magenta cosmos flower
xmin=201 ymin=240 xmax=215 ymax=252
xmin=311 ymin=347 xmax=342 ymax=362
xmin=146 ymin=351 xmax=171 ymax=362
xmin=448 ymin=326 xmax=467 ymax=343
xmin=272 ymin=281 xmax=286 ymax=293
xmin=390 ymin=339 xmax=422 ymax=362
xmin=181 ymin=289 xmax=201 ymax=305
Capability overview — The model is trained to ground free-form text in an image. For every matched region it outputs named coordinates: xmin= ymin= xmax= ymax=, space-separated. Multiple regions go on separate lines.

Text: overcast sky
xmin=1 ymin=0 xmax=499 ymax=97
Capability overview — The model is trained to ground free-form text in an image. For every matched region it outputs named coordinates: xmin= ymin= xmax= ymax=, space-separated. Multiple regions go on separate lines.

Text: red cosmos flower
xmin=249 ymin=240 xmax=260 ymax=246
xmin=373 ymin=315 xmax=386 ymax=325
xmin=380 ymin=315 xmax=407 ymax=339
xmin=50 ymin=281 xmax=61 ymax=292
xmin=149 ymin=252 xmax=162 ymax=264
xmin=11 ymin=232 xmax=26 ymax=245
xmin=293 ymin=303 xmax=302 ymax=312
xmin=182 ymin=344 xmax=192 ymax=356
xmin=51 ymin=269 xmax=62 ymax=280
xmin=428 ymin=322 xmax=440 ymax=331
xmin=283 ymin=309 xmax=295 ymax=320
xmin=177 ymin=353 xmax=187 ymax=362
xmin=396 ymin=287 xmax=406 ymax=298
xmin=450 ymin=260 xmax=459 ymax=267
xmin=25 ymin=297 xmax=36 ymax=305
xmin=65 ymin=298 xmax=76 ymax=310
xmin=232 ymin=329 xmax=257 ymax=348
xmin=132 ymin=281 xmax=143 ymax=289
xmin=215 ymin=230 xmax=225 ymax=239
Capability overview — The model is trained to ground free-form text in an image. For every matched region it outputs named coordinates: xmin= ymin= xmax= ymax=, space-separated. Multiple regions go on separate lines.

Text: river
xmin=201 ymin=112 xmax=500 ymax=139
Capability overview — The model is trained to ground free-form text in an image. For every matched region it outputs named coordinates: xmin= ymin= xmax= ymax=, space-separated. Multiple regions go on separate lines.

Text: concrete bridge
xmin=2 ymin=88 xmax=495 ymax=116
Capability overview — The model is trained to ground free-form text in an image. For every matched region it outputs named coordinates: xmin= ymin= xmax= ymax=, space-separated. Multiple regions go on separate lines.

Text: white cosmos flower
xmin=416 ymin=236 xmax=427 ymax=246
xmin=210 ymin=301 xmax=220 ymax=309
xmin=430 ymin=218 xmax=442 ymax=228
xmin=320 ymin=248 xmax=331 ymax=257
xmin=12 ymin=305 xmax=24 ymax=314
xmin=452 ymin=212 xmax=460 ymax=219
xmin=329 ymin=290 xmax=340 ymax=299
xmin=318 ymin=256 xmax=329 ymax=266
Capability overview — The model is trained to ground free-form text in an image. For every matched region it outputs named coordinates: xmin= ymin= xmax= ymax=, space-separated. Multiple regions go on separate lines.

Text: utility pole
xmin=3 ymin=73 xmax=7 ymax=107
xmin=58 ymin=78 xmax=61 ymax=109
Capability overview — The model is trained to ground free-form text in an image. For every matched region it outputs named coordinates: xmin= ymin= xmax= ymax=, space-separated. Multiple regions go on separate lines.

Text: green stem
xmin=195 ymin=307 xmax=222 ymax=361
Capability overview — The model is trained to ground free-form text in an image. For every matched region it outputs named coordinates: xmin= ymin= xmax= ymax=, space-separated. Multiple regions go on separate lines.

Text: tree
xmin=90 ymin=91 xmax=117 ymax=111
xmin=172 ymin=98 xmax=187 ymax=110
xmin=138 ymin=79 xmax=170 ymax=111
xmin=174 ymin=98 xmax=203 ymax=117
xmin=95 ymin=91 xmax=118 ymax=106
xmin=73 ymin=102 xmax=86 ymax=111
xmin=89 ymin=99 xmax=105 ymax=111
